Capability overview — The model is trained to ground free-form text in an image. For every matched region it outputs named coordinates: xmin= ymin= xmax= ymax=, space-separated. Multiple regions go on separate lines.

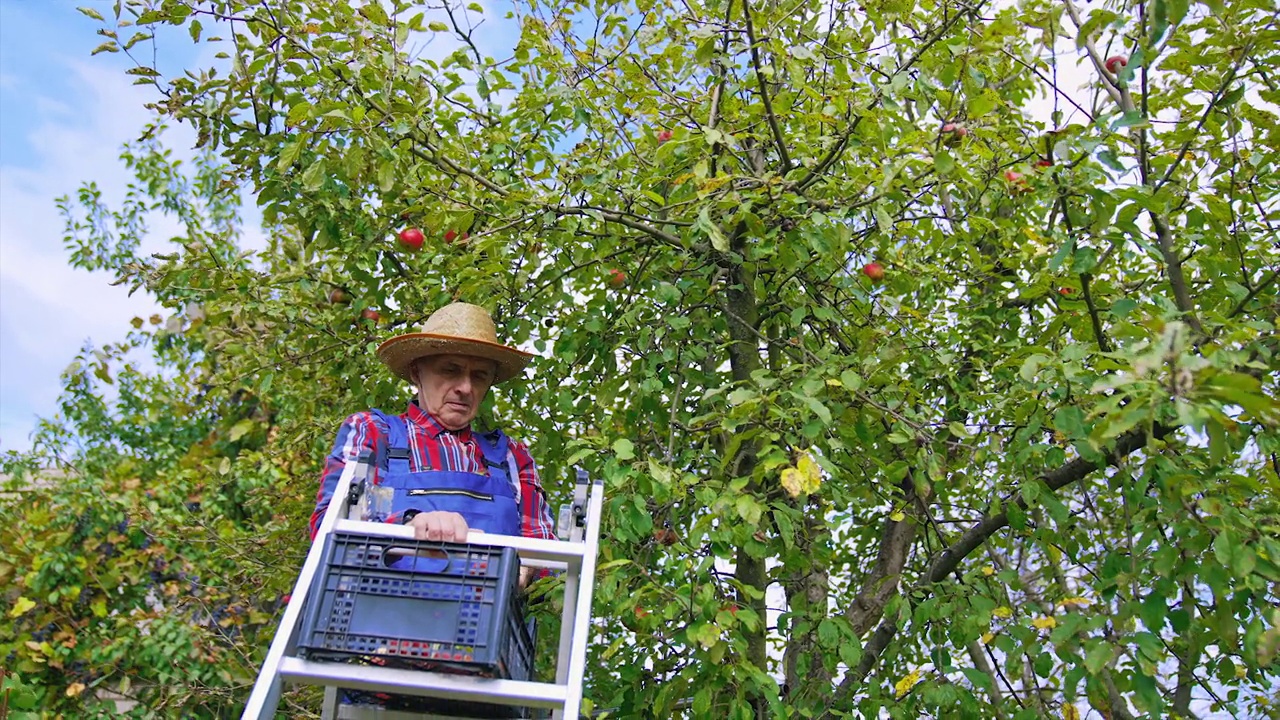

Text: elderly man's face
xmin=412 ymin=354 xmax=497 ymax=430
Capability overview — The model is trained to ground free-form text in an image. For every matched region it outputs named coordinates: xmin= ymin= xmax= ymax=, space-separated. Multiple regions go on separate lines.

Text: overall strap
xmin=477 ymin=429 xmax=519 ymax=502
xmin=368 ymin=408 xmax=411 ymax=475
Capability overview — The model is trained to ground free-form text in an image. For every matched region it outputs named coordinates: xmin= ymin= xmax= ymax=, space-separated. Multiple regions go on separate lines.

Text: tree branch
xmin=740 ymin=0 xmax=792 ymax=175
xmin=830 ymin=421 xmax=1176 ymax=708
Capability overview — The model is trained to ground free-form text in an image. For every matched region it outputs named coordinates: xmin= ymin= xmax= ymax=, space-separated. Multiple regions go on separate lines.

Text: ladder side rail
xmin=554 ymin=571 xmax=581 ymax=691
xmin=561 ymin=480 xmax=605 ymax=720
xmin=242 ymin=458 xmax=368 ymax=720
xmin=554 ymin=471 xmax=592 ymax=692
xmin=278 ymin=658 xmax=569 ymax=709
xmin=321 ymin=686 xmax=341 ymax=720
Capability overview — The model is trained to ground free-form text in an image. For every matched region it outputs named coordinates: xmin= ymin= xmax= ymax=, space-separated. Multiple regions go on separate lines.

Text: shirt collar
xmin=406 ymin=401 xmax=473 ymax=440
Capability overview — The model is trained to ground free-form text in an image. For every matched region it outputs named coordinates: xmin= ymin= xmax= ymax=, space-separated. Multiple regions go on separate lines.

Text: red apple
xmin=653 ymin=527 xmax=679 ymax=546
xmin=634 ymin=606 xmax=649 ymax=619
xmin=397 ymin=227 xmax=425 ymax=251
xmin=1036 ymin=159 xmax=1054 ymax=168
xmin=1058 ymin=287 xmax=1074 ymax=296
xmin=607 ymin=268 xmax=626 ymax=288
xmin=1105 ymin=55 xmax=1127 ymax=74
xmin=328 ymin=288 xmax=349 ymax=304
xmin=862 ymin=262 xmax=885 ymax=282
xmin=940 ymin=123 xmax=969 ymax=146
xmin=1004 ymin=169 xmax=1031 ymax=194
xmin=656 ymin=129 xmax=673 ymax=143
xmin=361 ymin=308 xmax=381 ymax=323
xmin=443 ymin=229 xmax=469 ymax=244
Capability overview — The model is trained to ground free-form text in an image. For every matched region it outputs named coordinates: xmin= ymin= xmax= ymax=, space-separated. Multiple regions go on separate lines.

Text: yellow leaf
xmin=1032 ymin=616 xmax=1057 ymax=630
xmin=780 ymin=467 xmax=803 ymax=498
xmin=66 ymin=682 xmax=86 ymax=697
xmin=825 ymin=378 xmax=842 ymax=387
xmin=993 ymin=606 xmax=1013 ymax=619
xmin=981 ymin=632 xmax=995 ymax=645
xmin=894 ymin=669 xmax=923 ymax=699
xmin=10 ymin=595 xmax=36 ymax=618
xmin=982 ymin=565 xmax=995 ymax=576
xmin=1063 ymin=703 xmax=1080 ymax=720
xmin=889 ymin=510 xmax=906 ymax=522
xmin=1059 ymin=597 xmax=1091 ymax=608
xmin=797 ymin=452 xmax=821 ymax=494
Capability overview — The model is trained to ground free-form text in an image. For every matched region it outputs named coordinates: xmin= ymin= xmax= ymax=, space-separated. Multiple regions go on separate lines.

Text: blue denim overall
xmin=340 ymin=411 xmax=524 ymax=711
xmin=370 ymin=410 xmax=521 ymax=570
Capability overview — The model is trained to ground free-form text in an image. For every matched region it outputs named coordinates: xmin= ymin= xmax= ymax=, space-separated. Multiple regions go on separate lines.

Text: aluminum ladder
xmin=241 ymin=457 xmax=604 ymax=720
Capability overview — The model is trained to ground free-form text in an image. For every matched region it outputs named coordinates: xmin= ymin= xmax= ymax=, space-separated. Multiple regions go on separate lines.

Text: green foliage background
xmin=2 ymin=0 xmax=1279 ymax=717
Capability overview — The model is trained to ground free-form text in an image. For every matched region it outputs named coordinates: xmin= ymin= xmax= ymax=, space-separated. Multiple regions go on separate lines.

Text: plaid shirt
xmin=311 ymin=402 xmax=556 ymax=541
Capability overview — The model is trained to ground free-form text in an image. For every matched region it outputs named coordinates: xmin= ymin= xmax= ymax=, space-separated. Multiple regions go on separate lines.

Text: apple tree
xmin=5 ymin=0 xmax=1280 ymax=716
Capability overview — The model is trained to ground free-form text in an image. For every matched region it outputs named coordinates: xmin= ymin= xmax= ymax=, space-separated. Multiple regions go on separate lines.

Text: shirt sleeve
xmin=310 ymin=412 xmax=383 ymax=539
xmin=509 ymin=439 xmax=557 ymax=541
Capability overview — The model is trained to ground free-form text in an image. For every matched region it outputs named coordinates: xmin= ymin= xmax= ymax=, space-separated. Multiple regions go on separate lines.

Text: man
xmin=310 ymin=302 xmax=557 ymax=563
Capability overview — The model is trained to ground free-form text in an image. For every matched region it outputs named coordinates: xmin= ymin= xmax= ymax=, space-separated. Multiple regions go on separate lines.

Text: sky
xmin=0 ymin=1 xmax=505 ymax=455
xmin=0 ymin=2 xmax=182 ymax=453
xmin=0 ymin=1 xmax=255 ymax=455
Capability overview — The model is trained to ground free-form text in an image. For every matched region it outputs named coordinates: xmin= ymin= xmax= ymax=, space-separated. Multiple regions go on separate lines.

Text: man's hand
xmin=407 ymin=510 xmax=470 ymax=542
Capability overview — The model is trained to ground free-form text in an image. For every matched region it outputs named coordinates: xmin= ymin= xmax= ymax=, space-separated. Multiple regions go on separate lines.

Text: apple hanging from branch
xmin=940 ymin=122 xmax=968 ymax=147
xmin=397 ymin=228 xmax=425 ymax=251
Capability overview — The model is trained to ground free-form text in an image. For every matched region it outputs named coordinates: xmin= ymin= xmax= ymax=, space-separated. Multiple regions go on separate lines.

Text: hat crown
xmin=376 ymin=302 xmax=533 ymax=384
xmin=420 ymin=302 xmax=499 ymax=344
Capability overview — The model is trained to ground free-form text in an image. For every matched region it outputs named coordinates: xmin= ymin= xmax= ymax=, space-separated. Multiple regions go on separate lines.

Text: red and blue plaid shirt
xmin=310 ymin=402 xmax=556 ymax=541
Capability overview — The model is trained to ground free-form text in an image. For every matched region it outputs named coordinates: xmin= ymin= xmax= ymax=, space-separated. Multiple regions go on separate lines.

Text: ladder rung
xmin=279 ymin=658 xmax=568 ymax=710
xmin=332 ymin=520 xmax=587 ymax=566
xmin=337 ymin=706 xmax=512 ymax=720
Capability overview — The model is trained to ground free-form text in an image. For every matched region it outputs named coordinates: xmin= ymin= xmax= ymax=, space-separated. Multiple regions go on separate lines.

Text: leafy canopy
xmin=3 ymin=0 xmax=1279 ymax=717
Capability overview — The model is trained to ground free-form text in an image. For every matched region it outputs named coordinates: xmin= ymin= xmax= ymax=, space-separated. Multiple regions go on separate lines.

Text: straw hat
xmin=376 ymin=303 xmax=534 ymax=384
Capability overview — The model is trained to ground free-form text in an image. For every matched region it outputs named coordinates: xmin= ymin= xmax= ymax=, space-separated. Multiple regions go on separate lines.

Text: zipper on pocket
xmin=406 ymin=489 xmax=493 ymax=501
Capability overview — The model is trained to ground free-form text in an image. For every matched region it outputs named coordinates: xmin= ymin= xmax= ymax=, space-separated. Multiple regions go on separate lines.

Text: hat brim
xmin=376 ymin=333 xmax=534 ymax=384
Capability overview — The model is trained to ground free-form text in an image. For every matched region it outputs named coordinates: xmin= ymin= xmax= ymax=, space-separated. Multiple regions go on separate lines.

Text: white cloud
xmin=0 ymin=58 xmax=196 ymax=453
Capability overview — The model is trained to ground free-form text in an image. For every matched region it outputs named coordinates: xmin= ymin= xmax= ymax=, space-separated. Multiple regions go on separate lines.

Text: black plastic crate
xmin=299 ymin=531 xmax=536 ymax=717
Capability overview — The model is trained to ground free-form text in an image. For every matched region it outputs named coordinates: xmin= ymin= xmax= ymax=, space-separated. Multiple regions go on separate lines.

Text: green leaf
xmin=77 ymin=6 xmax=105 ymax=21
xmin=1111 ymin=111 xmax=1148 ymax=131
xmin=1020 ymin=354 xmax=1050 ymax=383
xmin=228 ymin=419 xmax=255 ymax=442
xmin=277 ymin=139 xmax=305 ymax=172
xmin=934 ymin=150 xmax=955 ymax=175
xmin=1049 ymin=238 xmax=1074 ymax=272
xmin=1084 ymin=641 xmax=1114 ymax=674
xmin=1214 ymin=531 xmax=1256 ymax=576
xmin=817 ymin=618 xmax=839 ymax=648
xmin=612 ymin=438 xmax=635 ymax=461
xmin=1097 ymin=148 xmax=1125 ymax=171
xmin=377 ymin=160 xmax=395 ymax=193
xmin=358 ymin=2 xmax=390 ymax=24
xmin=301 ymin=160 xmax=325 ymax=191
xmin=1110 ymin=297 xmax=1138 ymax=318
